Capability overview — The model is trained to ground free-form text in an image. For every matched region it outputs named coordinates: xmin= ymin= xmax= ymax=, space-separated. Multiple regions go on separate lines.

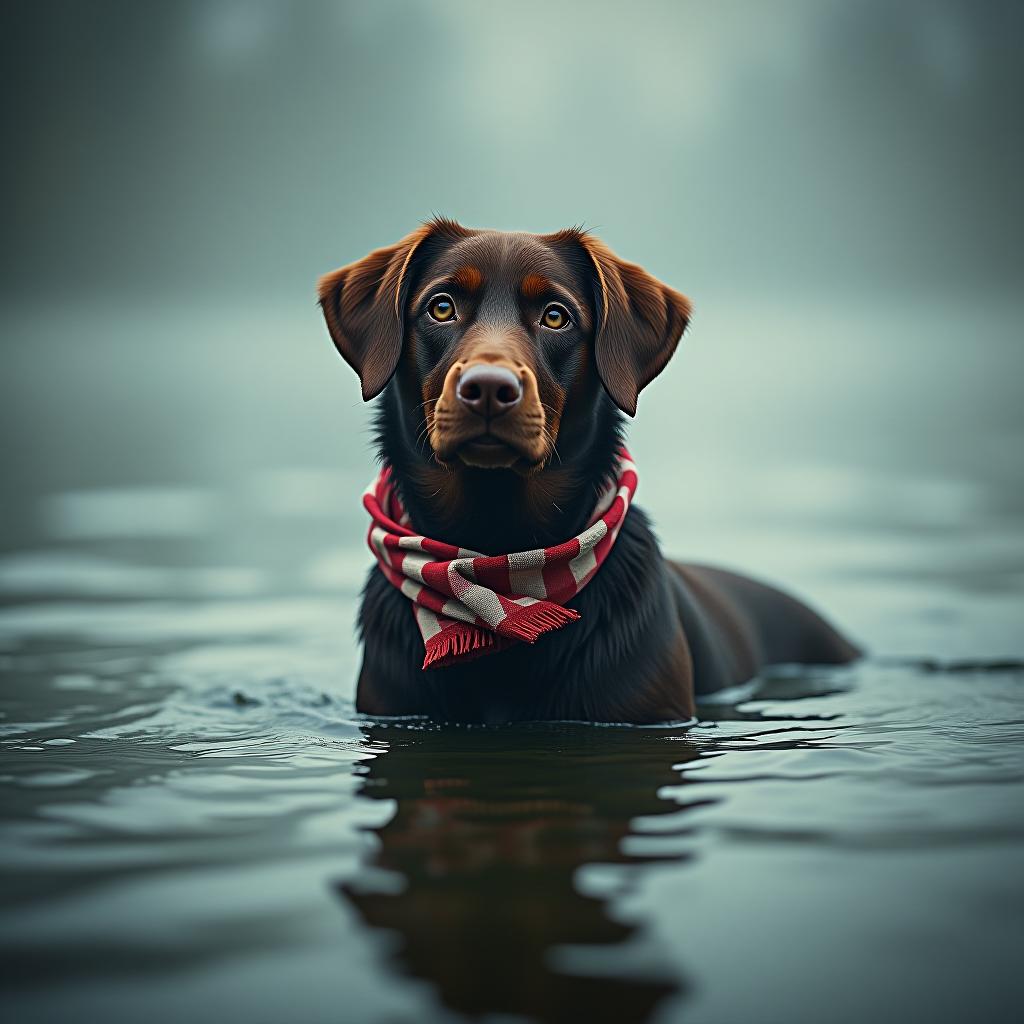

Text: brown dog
xmin=319 ymin=219 xmax=858 ymax=723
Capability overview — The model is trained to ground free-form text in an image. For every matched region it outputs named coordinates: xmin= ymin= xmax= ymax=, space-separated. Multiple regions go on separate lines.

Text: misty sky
xmin=3 ymin=0 xmax=1022 ymax=303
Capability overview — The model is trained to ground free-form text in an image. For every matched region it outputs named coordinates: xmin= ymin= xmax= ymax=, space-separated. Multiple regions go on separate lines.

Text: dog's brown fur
xmin=318 ymin=219 xmax=859 ymax=723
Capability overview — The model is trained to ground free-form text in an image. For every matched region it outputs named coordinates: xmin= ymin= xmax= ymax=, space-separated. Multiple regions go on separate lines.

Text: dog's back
xmin=670 ymin=563 xmax=859 ymax=697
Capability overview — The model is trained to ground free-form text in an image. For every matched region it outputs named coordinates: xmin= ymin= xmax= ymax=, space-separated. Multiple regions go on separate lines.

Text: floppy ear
xmin=317 ymin=224 xmax=436 ymax=401
xmin=577 ymin=234 xmax=692 ymax=416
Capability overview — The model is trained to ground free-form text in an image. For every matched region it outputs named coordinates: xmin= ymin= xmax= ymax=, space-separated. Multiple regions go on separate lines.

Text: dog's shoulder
xmin=546 ymin=505 xmax=695 ymax=720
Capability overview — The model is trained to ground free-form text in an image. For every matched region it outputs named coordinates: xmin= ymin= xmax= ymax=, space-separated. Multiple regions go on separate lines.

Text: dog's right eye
xmin=427 ymin=294 xmax=457 ymax=323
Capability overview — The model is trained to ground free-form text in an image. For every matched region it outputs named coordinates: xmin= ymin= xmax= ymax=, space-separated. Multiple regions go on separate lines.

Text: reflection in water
xmin=340 ymin=723 xmax=708 ymax=1023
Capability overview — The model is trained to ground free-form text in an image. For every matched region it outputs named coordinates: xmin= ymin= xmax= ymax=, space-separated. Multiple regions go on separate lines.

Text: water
xmin=2 ymin=298 xmax=1023 ymax=1022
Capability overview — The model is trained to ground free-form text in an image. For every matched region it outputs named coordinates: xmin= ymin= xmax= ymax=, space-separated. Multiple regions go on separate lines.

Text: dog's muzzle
xmin=429 ymin=354 xmax=548 ymax=470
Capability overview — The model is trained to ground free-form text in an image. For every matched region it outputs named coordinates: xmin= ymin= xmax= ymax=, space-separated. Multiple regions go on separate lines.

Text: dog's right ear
xmin=318 ymin=221 xmax=460 ymax=401
xmin=575 ymin=234 xmax=692 ymax=417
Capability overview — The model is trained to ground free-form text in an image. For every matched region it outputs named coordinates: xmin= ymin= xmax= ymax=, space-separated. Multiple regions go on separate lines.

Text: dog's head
xmin=318 ymin=219 xmax=691 ymax=473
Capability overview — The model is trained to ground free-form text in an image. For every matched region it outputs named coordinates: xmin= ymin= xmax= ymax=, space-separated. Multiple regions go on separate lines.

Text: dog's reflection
xmin=339 ymin=722 xmax=706 ymax=1024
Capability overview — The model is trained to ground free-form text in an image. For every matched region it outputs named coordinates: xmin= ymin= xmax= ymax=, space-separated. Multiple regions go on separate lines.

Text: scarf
xmin=363 ymin=448 xmax=638 ymax=669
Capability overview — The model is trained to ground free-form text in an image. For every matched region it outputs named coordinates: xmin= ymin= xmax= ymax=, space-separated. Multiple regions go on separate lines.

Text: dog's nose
xmin=455 ymin=364 xmax=523 ymax=418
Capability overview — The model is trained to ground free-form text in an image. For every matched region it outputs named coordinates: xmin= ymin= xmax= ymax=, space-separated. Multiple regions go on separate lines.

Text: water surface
xmin=2 ymin=299 xmax=1023 ymax=1022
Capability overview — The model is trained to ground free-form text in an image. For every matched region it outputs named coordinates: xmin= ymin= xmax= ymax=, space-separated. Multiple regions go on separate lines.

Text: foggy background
xmin=5 ymin=0 xmax=1022 ymax=297
xmin=2 ymin=0 xmax=1022 ymax=665
xmin=3 ymin=7 xmax=1024 ymax=1021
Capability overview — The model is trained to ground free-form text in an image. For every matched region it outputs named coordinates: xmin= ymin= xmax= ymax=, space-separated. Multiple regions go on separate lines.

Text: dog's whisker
xmin=414 ymin=418 xmax=438 ymax=457
xmin=538 ymin=421 xmax=563 ymax=467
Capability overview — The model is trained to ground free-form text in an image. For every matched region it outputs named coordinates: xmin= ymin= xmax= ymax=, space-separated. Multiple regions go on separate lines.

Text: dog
xmin=318 ymin=218 xmax=859 ymax=724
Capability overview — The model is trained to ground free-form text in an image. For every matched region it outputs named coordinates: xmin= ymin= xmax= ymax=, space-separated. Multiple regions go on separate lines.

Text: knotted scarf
xmin=363 ymin=448 xmax=638 ymax=669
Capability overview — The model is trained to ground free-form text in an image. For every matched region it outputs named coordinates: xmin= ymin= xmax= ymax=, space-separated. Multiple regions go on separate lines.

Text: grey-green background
xmin=3 ymin=5 xmax=1024 ymax=1023
xmin=5 ymin=0 xmax=1022 ymax=298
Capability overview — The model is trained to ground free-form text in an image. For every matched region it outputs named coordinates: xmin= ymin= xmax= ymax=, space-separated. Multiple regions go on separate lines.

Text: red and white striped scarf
xmin=363 ymin=448 xmax=638 ymax=669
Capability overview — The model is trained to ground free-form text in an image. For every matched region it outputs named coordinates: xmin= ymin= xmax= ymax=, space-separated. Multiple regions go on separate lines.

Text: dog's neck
xmin=375 ymin=386 xmax=624 ymax=554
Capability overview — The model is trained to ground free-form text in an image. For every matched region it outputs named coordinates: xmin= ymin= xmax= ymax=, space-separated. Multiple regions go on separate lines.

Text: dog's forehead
xmin=427 ymin=230 xmax=581 ymax=289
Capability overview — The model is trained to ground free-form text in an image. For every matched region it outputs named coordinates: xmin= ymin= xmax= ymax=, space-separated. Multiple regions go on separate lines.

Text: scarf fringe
xmin=500 ymin=603 xmax=581 ymax=644
xmin=420 ymin=604 xmax=582 ymax=670
xmin=422 ymin=626 xmax=495 ymax=670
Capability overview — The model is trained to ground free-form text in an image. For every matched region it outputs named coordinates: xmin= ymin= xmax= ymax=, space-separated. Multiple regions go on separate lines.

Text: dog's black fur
xmin=319 ymin=220 xmax=859 ymax=723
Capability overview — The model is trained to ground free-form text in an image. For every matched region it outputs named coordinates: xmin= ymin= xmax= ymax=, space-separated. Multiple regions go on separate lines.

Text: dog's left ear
xmin=575 ymin=234 xmax=692 ymax=416
xmin=317 ymin=223 xmax=438 ymax=401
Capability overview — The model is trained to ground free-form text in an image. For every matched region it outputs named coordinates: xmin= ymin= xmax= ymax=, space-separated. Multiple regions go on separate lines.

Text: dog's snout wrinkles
xmin=455 ymin=364 xmax=523 ymax=419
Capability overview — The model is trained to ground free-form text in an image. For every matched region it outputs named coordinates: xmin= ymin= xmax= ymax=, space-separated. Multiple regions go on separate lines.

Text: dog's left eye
xmin=541 ymin=303 xmax=571 ymax=330
xmin=427 ymin=294 xmax=457 ymax=322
